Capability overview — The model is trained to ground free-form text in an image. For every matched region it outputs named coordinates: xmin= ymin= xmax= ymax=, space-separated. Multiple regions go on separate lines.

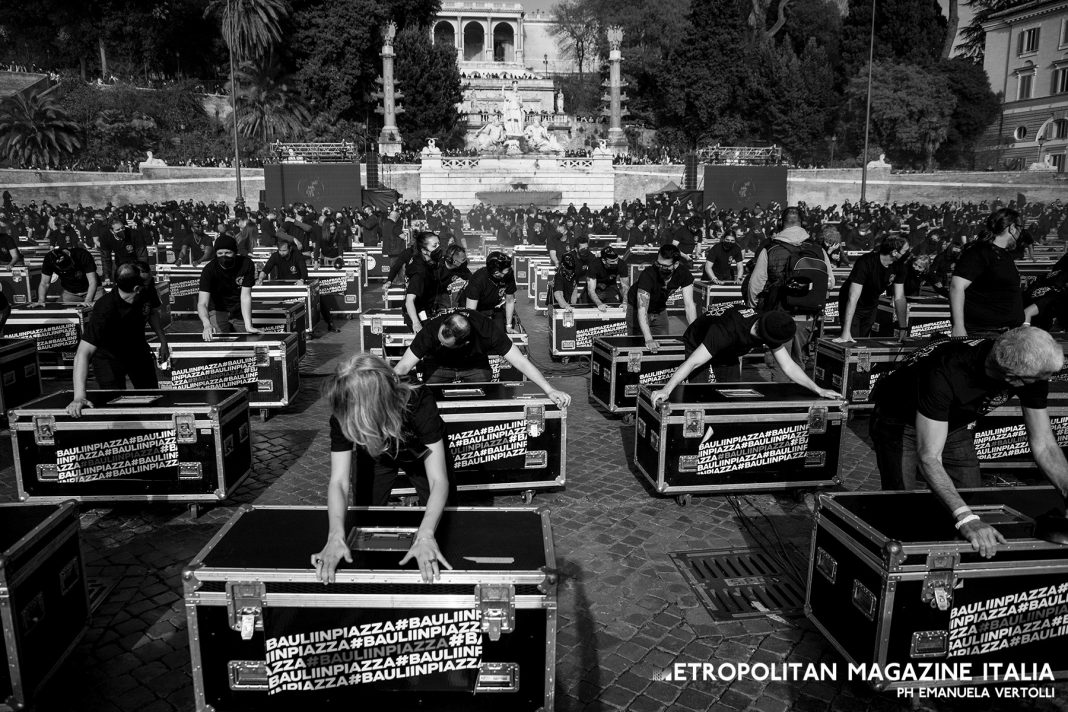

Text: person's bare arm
xmin=197 ymin=291 xmax=214 ymax=341
xmin=651 ymin=345 xmax=712 ymax=405
xmin=66 ymin=341 xmax=97 ymax=416
xmin=503 ymin=345 xmax=571 ymax=408
xmin=773 ymin=346 xmax=839 ymax=398
xmin=682 ymin=284 xmax=697 ymax=324
xmin=313 ymin=450 xmax=353 ymax=584
xmin=949 ymin=276 xmax=970 ymax=337
xmin=398 ymin=440 xmax=452 ymax=583
xmin=637 ymin=288 xmax=655 ymax=348
xmin=916 ymin=412 xmax=1005 ymax=558
xmin=405 ymin=294 xmax=422 ymax=332
xmin=835 ymin=282 xmax=863 ymax=342
xmin=394 ymin=348 xmax=421 ymax=377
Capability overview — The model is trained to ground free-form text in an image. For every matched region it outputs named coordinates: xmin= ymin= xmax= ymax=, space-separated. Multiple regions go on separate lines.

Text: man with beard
xmin=257 ymin=239 xmax=308 ymax=284
xmin=32 ymin=246 xmax=100 ymax=306
xmin=463 ymin=250 xmax=516 ymax=331
xmin=197 ymin=235 xmax=261 ymax=340
xmin=626 ymin=244 xmax=697 ymax=351
xmin=435 ymin=245 xmax=472 ymax=315
xmin=586 ymin=245 xmax=626 ymax=307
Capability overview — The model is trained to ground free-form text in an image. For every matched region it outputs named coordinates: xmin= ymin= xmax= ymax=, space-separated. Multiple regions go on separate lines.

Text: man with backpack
xmin=745 ymin=207 xmax=835 ymax=363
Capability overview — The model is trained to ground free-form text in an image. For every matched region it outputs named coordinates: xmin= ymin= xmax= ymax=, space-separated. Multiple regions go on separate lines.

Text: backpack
xmin=755 ymin=239 xmax=829 ymax=314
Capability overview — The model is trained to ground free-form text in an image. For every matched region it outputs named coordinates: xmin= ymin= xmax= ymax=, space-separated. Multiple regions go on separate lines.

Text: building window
xmin=1052 ymin=154 xmax=1065 ymax=172
xmin=1018 ymin=72 xmax=1034 ymax=100
xmin=1015 ymin=126 xmax=1028 ymax=141
xmin=1054 ymin=119 xmax=1068 ymax=139
xmin=1062 ymin=18 xmax=1068 ymax=47
xmin=1017 ymin=27 xmax=1040 ymax=55
xmin=1055 ymin=67 xmax=1068 ymax=95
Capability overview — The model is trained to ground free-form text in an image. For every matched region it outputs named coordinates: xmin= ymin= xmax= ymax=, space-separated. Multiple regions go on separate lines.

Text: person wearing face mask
xmin=950 ymin=208 xmax=1026 ymax=339
xmin=404 ymin=232 xmax=442 ymax=333
xmin=257 ymin=239 xmax=308 ymax=285
xmin=31 ymin=246 xmax=100 ymax=307
xmin=462 ymin=250 xmax=516 ymax=330
xmin=434 ymin=245 xmax=472 ymax=315
xmin=626 ymin=244 xmax=698 ymax=352
xmin=197 ymin=235 xmax=260 ymax=341
xmin=100 ymin=219 xmax=149 ymax=282
xmin=586 ymin=246 xmax=626 ymax=308
xmin=66 ymin=262 xmax=169 ymax=417
xmin=551 ymin=253 xmax=584 ymax=309
xmin=834 ymin=237 xmax=909 ymax=343
xmin=394 ymin=310 xmax=572 ymax=408
xmin=703 ymin=230 xmax=744 ymax=284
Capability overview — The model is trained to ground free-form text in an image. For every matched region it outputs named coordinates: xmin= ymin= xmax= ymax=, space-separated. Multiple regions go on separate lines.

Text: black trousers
xmin=93 ymin=353 xmax=158 ymax=390
xmin=352 ymin=450 xmax=457 ymax=506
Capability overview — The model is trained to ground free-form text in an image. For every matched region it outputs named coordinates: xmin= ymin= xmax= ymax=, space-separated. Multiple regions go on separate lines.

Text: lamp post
xmin=227 ymin=0 xmax=243 ymax=204
xmin=859 ymin=0 xmax=876 ymax=205
xmin=543 ymin=53 xmax=548 ymax=75
xmin=830 ymin=134 xmax=837 ymax=165
xmin=1037 ymin=134 xmax=1047 ymax=166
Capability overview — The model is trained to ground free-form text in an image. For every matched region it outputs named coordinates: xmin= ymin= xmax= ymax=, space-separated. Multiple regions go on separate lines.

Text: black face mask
xmin=427 ymin=248 xmax=442 ymax=263
xmin=217 ymin=255 xmax=236 ymax=269
xmin=657 ymin=265 xmax=674 ymax=279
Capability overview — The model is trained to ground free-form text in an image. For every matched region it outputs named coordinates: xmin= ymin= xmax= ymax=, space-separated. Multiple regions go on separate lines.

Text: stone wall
xmin=788 ymin=169 xmax=1068 ymax=206
xmin=0 ymin=167 xmax=265 ymax=206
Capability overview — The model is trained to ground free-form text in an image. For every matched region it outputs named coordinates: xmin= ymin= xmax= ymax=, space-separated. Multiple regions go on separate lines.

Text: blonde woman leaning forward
xmin=312 ymin=354 xmax=452 ymax=584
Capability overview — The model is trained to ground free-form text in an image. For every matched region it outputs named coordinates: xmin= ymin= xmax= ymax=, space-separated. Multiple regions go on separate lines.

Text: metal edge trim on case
xmin=186 ymin=505 xmax=254 ymax=570
xmin=544 ymin=605 xmax=557 ymax=711
xmin=650 ymin=479 xmax=841 ymax=495
xmin=816 ymin=517 xmax=887 ymax=576
xmin=803 ymin=508 xmax=821 ymax=616
xmin=875 ymin=579 xmax=898 ymax=669
xmin=0 ymin=501 xmax=78 ymax=564
xmin=186 ymin=597 xmax=209 ymax=711
xmin=6 ymin=521 xmax=80 ymax=590
xmin=0 ymin=562 xmax=26 ymax=707
xmin=190 ymin=592 xmax=552 ymax=609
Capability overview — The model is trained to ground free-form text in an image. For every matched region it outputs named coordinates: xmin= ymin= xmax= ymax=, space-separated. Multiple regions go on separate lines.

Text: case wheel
xmin=560 ymin=356 xmax=570 ymax=365
xmin=621 ymin=413 xmax=635 ymax=426
xmin=400 ymin=495 xmax=419 ymax=507
xmin=521 ymin=489 xmax=535 ymax=504
xmin=675 ymin=494 xmax=692 ymax=506
xmin=188 ymin=503 xmax=201 ymax=519
xmin=260 ymin=409 xmax=270 ymax=422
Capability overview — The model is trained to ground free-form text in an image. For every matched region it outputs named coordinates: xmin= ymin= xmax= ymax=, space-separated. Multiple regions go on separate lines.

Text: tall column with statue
xmin=605 ymin=26 xmax=629 ymax=156
xmin=377 ymin=22 xmax=404 ymax=156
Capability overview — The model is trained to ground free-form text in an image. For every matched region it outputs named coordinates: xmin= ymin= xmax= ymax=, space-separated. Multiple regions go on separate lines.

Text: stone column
xmin=515 ymin=18 xmax=524 ymax=65
xmin=486 ymin=18 xmax=494 ymax=63
xmin=606 ymin=26 xmax=628 ymax=155
xmin=377 ymin=22 xmax=403 ymax=156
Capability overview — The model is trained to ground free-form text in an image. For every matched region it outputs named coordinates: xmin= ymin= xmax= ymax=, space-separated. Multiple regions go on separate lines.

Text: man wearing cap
xmin=31 ymin=246 xmax=100 ymax=306
xmin=197 ymin=235 xmax=261 ymax=340
xmin=651 ymin=306 xmax=840 ymax=405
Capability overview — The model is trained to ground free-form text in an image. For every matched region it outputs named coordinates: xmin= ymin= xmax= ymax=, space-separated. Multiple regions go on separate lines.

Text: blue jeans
xmin=423 ymin=364 xmax=493 ymax=384
xmin=870 ymin=408 xmax=981 ymax=491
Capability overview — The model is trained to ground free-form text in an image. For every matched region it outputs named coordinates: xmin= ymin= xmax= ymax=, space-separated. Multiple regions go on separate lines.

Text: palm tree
xmin=0 ymin=89 xmax=82 ymax=169
xmin=231 ymin=55 xmax=312 ymax=143
xmin=205 ymin=0 xmax=289 ymax=201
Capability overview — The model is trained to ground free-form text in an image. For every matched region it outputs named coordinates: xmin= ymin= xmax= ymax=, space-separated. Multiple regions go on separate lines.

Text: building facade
xmin=977 ymin=0 xmax=1068 ymax=171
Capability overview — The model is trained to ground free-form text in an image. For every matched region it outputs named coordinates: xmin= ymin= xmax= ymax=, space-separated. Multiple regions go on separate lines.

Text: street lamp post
xmin=543 ymin=54 xmax=548 ymax=75
xmin=1037 ymin=134 xmax=1047 ymax=166
xmin=227 ymin=0 xmax=243 ymax=204
xmin=830 ymin=134 xmax=837 ymax=165
xmin=860 ymin=0 xmax=876 ymax=205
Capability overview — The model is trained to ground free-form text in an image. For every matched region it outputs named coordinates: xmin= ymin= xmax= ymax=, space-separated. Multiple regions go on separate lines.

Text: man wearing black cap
xmin=31 ymin=246 xmax=100 ymax=306
xmin=463 ymin=250 xmax=517 ymax=331
xmin=197 ymin=234 xmax=261 ymax=340
xmin=651 ymin=307 xmax=840 ymax=405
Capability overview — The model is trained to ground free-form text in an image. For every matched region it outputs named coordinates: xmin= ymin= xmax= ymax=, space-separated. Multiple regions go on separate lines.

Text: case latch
xmin=227 ymin=581 xmax=266 ymax=640
xmin=856 ymin=348 xmax=871 ymax=372
xmin=627 ymin=350 xmax=642 ymax=373
xmin=173 ymin=413 xmax=197 ymax=443
xmin=525 ymin=404 xmax=545 ymax=437
xmin=33 ymin=415 xmax=56 ymax=445
xmin=474 ymin=662 xmax=520 ymax=693
xmin=476 ymin=584 xmax=514 ymax=641
xmin=562 ymin=309 xmax=575 ymax=328
xmin=371 ymin=316 xmax=383 ymax=335
xmin=683 ymin=409 xmax=704 ymax=438
xmin=807 ymin=405 xmax=828 ymax=434
xmin=921 ymin=570 xmax=957 ymax=611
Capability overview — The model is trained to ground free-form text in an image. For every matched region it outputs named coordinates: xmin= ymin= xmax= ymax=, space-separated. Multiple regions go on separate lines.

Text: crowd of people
xmin=4 ymin=189 xmax=1068 ymax=571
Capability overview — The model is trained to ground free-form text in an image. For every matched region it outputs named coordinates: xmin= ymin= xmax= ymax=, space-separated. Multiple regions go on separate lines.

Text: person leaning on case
xmin=313 ymin=354 xmax=452 ymax=585
xmin=67 ymin=263 xmax=169 ymax=417
xmin=394 ymin=309 xmax=572 ymax=409
xmin=29 ymin=246 xmax=101 ymax=307
xmin=197 ymin=234 xmax=261 ymax=341
xmin=651 ymin=307 xmax=840 ymax=405
xmin=626 ymin=244 xmax=698 ymax=352
xmin=869 ymin=327 xmax=1068 ymax=558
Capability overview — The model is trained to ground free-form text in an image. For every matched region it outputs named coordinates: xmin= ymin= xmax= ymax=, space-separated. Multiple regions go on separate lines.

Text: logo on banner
xmin=450 ymin=421 xmax=528 ymax=469
xmin=695 ymin=424 xmax=809 ymax=475
xmin=948 ymin=584 xmax=1068 ymax=658
xmin=12 ymin=323 xmax=78 ymax=350
xmin=263 ymin=610 xmax=483 ymax=694
xmin=171 ymin=357 xmax=259 ymax=389
xmin=55 ymin=431 xmax=180 ymax=482
xmin=975 ymin=416 xmax=1068 ymax=460
xmin=575 ymin=321 xmax=627 ymax=349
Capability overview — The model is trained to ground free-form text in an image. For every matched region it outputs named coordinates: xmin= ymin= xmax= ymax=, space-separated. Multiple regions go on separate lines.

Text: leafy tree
xmin=781 ymin=0 xmax=842 ymax=63
xmin=932 ymin=57 xmax=1000 ymax=167
xmin=956 ymin=0 xmax=1025 ymax=63
xmin=549 ymin=0 xmax=601 ymax=77
xmin=0 ymin=88 xmax=82 ymax=168
xmin=393 ymin=26 xmax=463 ymax=150
xmin=839 ymin=0 xmax=946 ymax=75
xmin=231 ymin=54 xmax=312 ymax=142
xmin=656 ymin=0 xmax=753 ymax=148
xmin=844 ymin=61 xmax=956 ymax=170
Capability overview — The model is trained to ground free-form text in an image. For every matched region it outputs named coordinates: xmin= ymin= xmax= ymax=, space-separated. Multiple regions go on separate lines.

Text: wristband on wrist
xmin=954 ymin=513 xmax=980 ymax=530
xmin=952 ymin=505 xmax=972 ymax=519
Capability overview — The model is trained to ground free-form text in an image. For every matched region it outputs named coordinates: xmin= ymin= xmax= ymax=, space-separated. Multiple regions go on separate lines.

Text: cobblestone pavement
xmin=3 ymin=289 xmax=1066 ymax=712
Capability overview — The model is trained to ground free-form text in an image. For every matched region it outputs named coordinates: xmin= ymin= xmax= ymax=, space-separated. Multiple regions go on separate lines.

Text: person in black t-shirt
xmin=99 ymin=219 xmax=149 ymax=281
xmin=546 ymin=226 xmax=571 ymax=267
xmin=587 ymin=246 xmax=626 ymax=307
xmin=951 ymin=208 xmax=1025 ymax=337
xmin=463 ymin=251 xmax=516 ymax=330
xmin=66 ymin=263 xmax=169 ymax=417
xmin=197 ymin=235 xmax=260 ymax=340
xmin=870 ymin=328 xmax=1068 ymax=558
xmin=652 ymin=307 xmax=839 ymax=403
xmin=551 ymin=253 xmax=584 ymax=308
xmin=704 ymin=233 xmax=744 ymax=283
xmin=404 ymin=232 xmax=441 ymax=332
xmin=625 ymin=244 xmax=697 ymax=351
xmin=33 ymin=247 xmax=100 ymax=305
xmin=394 ymin=310 xmax=571 ymax=407
xmin=256 ymin=240 xmax=308 ymax=283
xmin=435 ymin=245 xmax=472 ymax=315
xmin=835 ymin=238 xmax=908 ymax=342
xmin=314 ymin=354 xmax=452 ymax=584
xmin=0 ymin=231 xmax=24 ymax=266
